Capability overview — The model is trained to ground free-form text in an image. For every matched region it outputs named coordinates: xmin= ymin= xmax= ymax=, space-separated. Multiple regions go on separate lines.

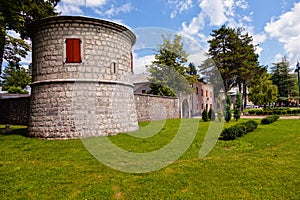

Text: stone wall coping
xmin=134 ymin=93 xmax=178 ymax=99
xmin=30 ymin=79 xmax=134 ymax=88
xmin=28 ymin=15 xmax=136 ymax=45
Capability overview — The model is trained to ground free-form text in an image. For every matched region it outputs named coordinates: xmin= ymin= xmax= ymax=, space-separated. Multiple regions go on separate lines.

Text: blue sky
xmin=12 ymin=0 xmax=300 ymax=74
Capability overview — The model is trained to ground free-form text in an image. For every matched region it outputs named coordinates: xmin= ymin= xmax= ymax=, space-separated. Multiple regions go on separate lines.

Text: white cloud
xmin=133 ymin=54 xmax=155 ymax=74
xmin=181 ymin=13 xmax=205 ymax=35
xmin=57 ymin=0 xmax=108 ymax=15
xmin=94 ymin=2 xmax=134 ymax=17
xmin=199 ymin=0 xmax=227 ymax=26
xmin=181 ymin=0 xmax=250 ymax=36
xmin=265 ymin=2 xmax=300 ymax=63
xmin=167 ymin=0 xmax=193 ymax=18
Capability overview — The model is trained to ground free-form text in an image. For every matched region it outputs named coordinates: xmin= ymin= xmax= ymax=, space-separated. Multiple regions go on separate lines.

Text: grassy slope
xmin=0 ymin=119 xmax=299 ymax=200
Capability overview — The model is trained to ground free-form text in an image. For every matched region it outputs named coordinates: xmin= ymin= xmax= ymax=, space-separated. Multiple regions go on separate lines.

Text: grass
xmin=0 ymin=119 xmax=299 ymax=199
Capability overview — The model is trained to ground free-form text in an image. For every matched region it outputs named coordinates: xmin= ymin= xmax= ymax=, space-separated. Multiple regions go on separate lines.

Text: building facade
xmin=191 ymin=81 xmax=214 ymax=117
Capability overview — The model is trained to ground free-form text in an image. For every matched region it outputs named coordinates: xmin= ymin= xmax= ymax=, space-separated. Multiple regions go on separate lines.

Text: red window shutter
xmin=66 ymin=38 xmax=81 ymax=63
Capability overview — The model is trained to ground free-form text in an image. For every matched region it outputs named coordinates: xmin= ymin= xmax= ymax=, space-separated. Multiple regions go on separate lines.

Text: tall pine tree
xmin=271 ymin=56 xmax=296 ymax=106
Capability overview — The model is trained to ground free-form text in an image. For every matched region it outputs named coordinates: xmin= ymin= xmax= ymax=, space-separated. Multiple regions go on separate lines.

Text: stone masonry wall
xmin=0 ymin=97 xmax=30 ymax=125
xmin=0 ymin=94 xmax=180 ymax=128
xmin=134 ymin=94 xmax=180 ymax=122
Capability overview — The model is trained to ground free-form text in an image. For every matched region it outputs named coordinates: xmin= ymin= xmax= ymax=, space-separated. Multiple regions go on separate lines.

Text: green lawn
xmin=0 ymin=119 xmax=299 ymax=199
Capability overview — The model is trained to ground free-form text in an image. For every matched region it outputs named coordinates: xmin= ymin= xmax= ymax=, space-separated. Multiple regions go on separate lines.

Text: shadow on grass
xmin=0 ymin=127 xmax=28 ymax=137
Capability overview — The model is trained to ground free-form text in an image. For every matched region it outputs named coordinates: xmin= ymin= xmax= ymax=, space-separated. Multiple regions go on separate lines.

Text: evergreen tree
xmin=271 ymin=57 xmax=296 ymax=105
xmin=207 ymin=25 xmax=236 ymax=93
xmin=0 ymin=0 xmax=60 ymax=74
xmin=147 ymin=34 xmax=198 ymax=96
xmin=207 ymin=25 xmax=260 ymax=109
xmin=224 ymin=94 xmax=232 ymax=122
xmin=202 ymin=108 xmax=209 ymax=122
xmin=234 ymin=93 xmax=242 ymax=121
xmin=208 ymin=108 xmax=215 ymax=121
xmin=187 ymin=62 xmax=199 ymax=82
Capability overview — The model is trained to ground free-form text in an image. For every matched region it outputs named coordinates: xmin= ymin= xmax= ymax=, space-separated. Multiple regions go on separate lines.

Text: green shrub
xmin=224 ymin=95 xmax=231 ymax=122
xmin=220 ymin=127 xmax=238 ymax=140
xmin=202 ymin=109 xmax=209 ymax=122
xmin=219 ymin=120 xmax=258 ymax=140
xmin=261 ymin=115 xmax=280 ymax=124
xmin=208 ymin=108 xmax=215 ymax=121
xmin=235 ymin=124 xmax=247 ymax=137
xmin=242 ymin=120 xmax=258 ymax=132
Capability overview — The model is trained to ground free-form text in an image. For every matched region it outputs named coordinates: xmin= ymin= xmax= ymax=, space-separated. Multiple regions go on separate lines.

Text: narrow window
xmin=66 ymin=38 xmax=81 ymax=63
xmin=201 ymin=89 xmax=204 ymax=96
xmin=206 ymin=90 xmax=208 ymax=97
xmin=130 ymin=51 xmax=133 ymax=72
xmin=196 ymin=87 xmax=199 ymax=95
xmin=112 ymin=62 xmax=117 ymax=73
xmin=142 ymin=90 xmax=146 ymax=94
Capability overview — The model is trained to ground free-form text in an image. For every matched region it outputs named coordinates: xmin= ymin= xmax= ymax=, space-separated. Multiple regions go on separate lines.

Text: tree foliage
xmin=147 ymin=34 xmax=198 ymax=96
xmin=234 ymin=92 xmax=242 ymax=121
xmin=224 ymin=94 xmax=232 ymax=122
xmin=271 ymin=56 xmax=296 ymax=104
xmin=202 ymin=108 xmax=209 ymax=122
xmin=208 ymin=108 xmax=215 ymax=121
xmin=248 ymin=72 xmax=278 ymax=108
xmin=207 ymin=25 xmax=259 ymax=109
xmin=0 ymin=0 xmax=60 ymax=73
xmin=0 ymin=63 xmax=31 ymax=93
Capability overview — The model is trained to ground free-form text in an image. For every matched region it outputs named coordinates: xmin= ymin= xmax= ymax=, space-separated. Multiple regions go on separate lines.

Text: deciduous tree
xmin=147 ymin=34 xmax=198 ymax=96
xmin=248 ymin=73 xmax=278 ymax=108
xmin=0 ymin=0 xmax=60 ymax=74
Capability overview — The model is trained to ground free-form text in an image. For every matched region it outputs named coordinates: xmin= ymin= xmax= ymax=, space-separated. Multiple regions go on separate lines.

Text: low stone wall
xmin=0 ymin=94 xmax=180 ymax=127
xmin=0 ymin=96 xmax=30 ymax=125
xmin=134 ymin=94 xmax=180 ymax=122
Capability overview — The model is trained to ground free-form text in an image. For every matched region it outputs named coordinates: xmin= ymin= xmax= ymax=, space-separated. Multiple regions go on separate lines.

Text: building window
xmin=65 ymin=38 xmax=82 ymax=63
xmin=130 ymin=51 xmax=133 ymax=72
xmin=201 ymin=89 xmax=204 ymax=96
xmin=112 ymin=62 xmax=117 ymax=73
xmin=142 ymin=90 xmax=146 ymax=94
xmin=206 ymin=90 xmax=208 ymax=97
xmin=196 ymin=87 xmax=199 ymax=95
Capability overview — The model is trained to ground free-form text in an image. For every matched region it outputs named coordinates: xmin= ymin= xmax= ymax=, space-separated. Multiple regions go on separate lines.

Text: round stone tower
xmin=28 ymin=16 xmax=138 ymax=139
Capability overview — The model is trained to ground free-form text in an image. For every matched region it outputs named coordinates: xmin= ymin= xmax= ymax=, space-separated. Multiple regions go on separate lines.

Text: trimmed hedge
xmin=246 ymin=108 xmax=300 ymax=116
xmin=219 ymin=120 xmax=258 ymax=140
xmin=261 ymin=115 xmax=280 ymax=124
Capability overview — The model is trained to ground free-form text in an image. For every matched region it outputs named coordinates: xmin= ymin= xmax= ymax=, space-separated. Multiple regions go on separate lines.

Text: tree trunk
xmin=0 ymin=26 xmax=6 ymax=75
xmin=242 ymin=84 xmax=247 ymax=110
